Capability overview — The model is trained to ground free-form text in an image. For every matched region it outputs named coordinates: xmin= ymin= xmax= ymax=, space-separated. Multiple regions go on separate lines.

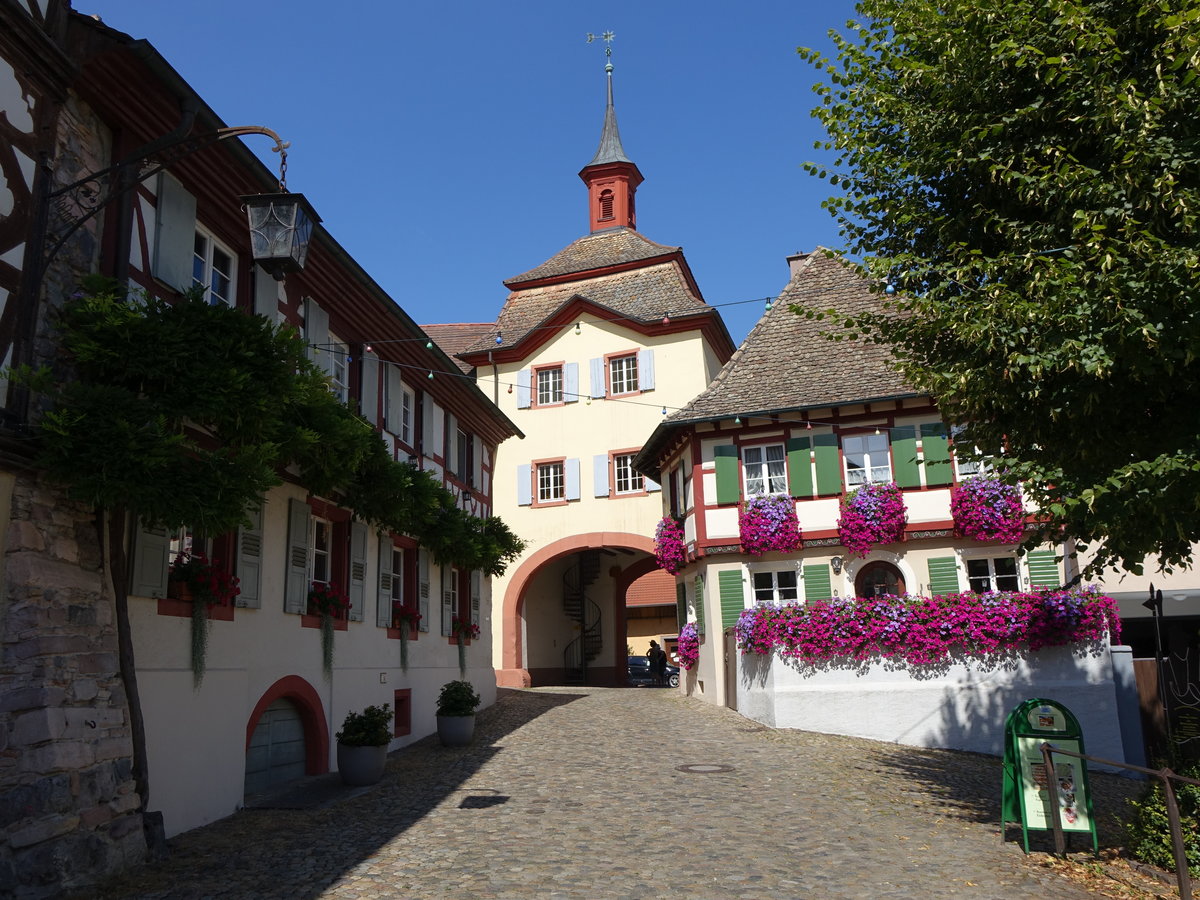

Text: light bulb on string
xmin=427 ymin=370 xmax=434 ymax=380
xmin=661 ymin=406 xmax=667 ymax=416
xmin=495 ymin=333 xmax=503 ymax=345
xmin=806 ymin=421 xmax=813 ymax=430
xmin=765 ymin=298 xmax=773 ymax=312
xmin=734 ymin=416 xmax=741 ymax=425
xmin=885 ymin=283 xmax=896 ymax=295
xmin=507 ymin=384 xmax=513 ymax=394
xmin=574 ymin=322 xmax=581 ymax=336
xmin=365 ymin=344 xmax=372 ymax=353
xmin=425 ymin=340 xmax=433 ymax=350
xmin=662 ymin=312 xmax=670 ymax=326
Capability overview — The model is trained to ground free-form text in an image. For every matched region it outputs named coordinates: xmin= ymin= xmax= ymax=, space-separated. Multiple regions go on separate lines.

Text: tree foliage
xmin=800 ymin=0 xmax=1200 ymax=572
xmin=34 ymin=277 xmax=524 ymax=573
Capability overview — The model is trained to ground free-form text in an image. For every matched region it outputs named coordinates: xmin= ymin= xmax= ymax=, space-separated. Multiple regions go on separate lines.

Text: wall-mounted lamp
xmin=831 ymin=556 xmax=843 ymax=575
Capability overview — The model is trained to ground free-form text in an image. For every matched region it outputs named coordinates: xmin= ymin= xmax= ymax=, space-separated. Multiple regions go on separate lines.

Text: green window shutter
xmin=920 ymin=422 xmax=952 ymax=487
xmin=927 ymin=556 xmax=960 ymax=596
xmin=812 ymin=433 xmax=843 ymax=496
xmin=676 ymin=582 xmax=687 ymax=631
xmin=714 ymin=444 xmax=740 ymax=505
xmin=1026 ymin=549 xmax=1060 ymax=589
xmin=803 ymin=564 xmax=832 ymax=602
xmin=786 ymin=436 xmax=814 ymax=498
xmin=890 ymin=426 xmax=921 ymax=489
xmin=693 ymin=575 xmax=706 ymax=636
xmin=718 ymin=570 xmax=744 ymax=630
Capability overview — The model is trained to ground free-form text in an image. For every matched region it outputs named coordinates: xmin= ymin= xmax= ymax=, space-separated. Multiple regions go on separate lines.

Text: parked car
xmin=627 ymin=655 xmax=680 ymax=688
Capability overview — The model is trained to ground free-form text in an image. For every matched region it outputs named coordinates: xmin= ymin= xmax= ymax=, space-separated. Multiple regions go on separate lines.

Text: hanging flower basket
xmin=654 ymin=516 xmax=687 ymax=574
xmin=677 ymin=622 xmax=700 ymax=670
xmin=739 ymin=494 xmax=803 ymax=556
xmin=452 ymin=616 xmax=480 ymax=677
xmin=393 ymin=604 xmax=421 ymax=672
xmin=308 ymin=581 xmax=349 ymax=678
xmin=168 ymin=551 xmax=240 ymax=688
xmin=951 ymin=475 xmax=1026 ymax=544
xmin=837 ymin=482 xmax=907 ymax=557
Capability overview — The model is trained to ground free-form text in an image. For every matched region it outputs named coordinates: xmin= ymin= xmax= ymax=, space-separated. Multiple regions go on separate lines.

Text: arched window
xmin=599 ymin=190 xmax=614 ymax=220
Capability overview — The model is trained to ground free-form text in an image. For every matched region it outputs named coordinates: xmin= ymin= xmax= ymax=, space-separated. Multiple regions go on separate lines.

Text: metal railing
xmin=1039 ymin=742 xmax=1199 ymax=900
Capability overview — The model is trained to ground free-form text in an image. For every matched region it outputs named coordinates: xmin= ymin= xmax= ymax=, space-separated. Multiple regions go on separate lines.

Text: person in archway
xmin=647 ymin=640 xmax=667 ymax=687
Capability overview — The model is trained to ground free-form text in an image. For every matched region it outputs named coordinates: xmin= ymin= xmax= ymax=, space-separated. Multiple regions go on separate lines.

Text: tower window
xmin=599 ymin=190 xmax=614 ymax=220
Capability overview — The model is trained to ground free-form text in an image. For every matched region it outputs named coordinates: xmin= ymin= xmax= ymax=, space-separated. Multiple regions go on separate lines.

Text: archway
xmin=498 ymin=532 xmax=656 ymax=688
xmin=244 ymin=675 xmax=328 ymax=793
xmin=855 ymin=561 xmax=906 ymax=598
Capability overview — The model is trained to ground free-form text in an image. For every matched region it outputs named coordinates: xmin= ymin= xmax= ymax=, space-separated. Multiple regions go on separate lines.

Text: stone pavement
xmin=86 ymin=687 xmax=1147 ymax=900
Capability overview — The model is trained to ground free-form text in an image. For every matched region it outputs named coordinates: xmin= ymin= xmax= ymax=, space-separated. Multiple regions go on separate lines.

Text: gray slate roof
xmin=668 ymin=251 xmax=915 ymax=422
xmin=504 ymin=228 xmax=679 ymax=287
xmin=587 ymin=72 xmax=633 ymax=166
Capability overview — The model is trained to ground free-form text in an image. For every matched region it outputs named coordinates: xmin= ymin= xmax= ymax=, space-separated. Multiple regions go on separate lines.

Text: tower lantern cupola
xmin=579 ymin=57 xmax=644 ymax=233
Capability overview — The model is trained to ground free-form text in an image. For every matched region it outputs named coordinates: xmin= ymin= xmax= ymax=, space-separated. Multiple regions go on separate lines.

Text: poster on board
xmin=1015 ymin=736 xmax=1091 ymax=833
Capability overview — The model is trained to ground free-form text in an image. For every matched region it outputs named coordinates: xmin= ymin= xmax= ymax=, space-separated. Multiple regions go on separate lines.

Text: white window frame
xmin=609 ymin=354 xmax=639 ymax=396
xmin=192 ymin=227 xmax=236 ymax=307
xmin=752 ymin=569 xmax=799 ymax=604
xmin=613 ymin=453 xmax=644 ymax=495
xmin=535 ymin=366 xmax=563 ymax=406
xmin=843 ymin=433 xmax=892 ymax=487
xmin=950 ymin=425 xmax=992 ymax=479
xmin=328 ymin=333 xmax=349 ymax=404
xmin=742 ymin=443 xmax=787 ymax=496
xmin=456 ymin=429 xmax=470 ymax=483
xmin=536 ymin=461 xmax=565 ymax=503
xmin=400 ymin=385 xmax=415 ymax=446
xmin=309 ymin=516 xmax=333 ymax=587
xmin=964 ymin=555 xmax=1020 ymax=593
xmin=391 ymin=547 xmax=405 ymax=608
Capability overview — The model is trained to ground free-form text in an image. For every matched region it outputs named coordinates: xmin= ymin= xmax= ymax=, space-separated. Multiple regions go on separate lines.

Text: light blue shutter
xmin=517 ymin=464 xmax=532 ymax=506
xmin=441 ymin=566 xmax=454 ymax=637
xmin=348 ymin=521 xmax=367 ymax=622
xmin=564 ymin=363 xmax=579 ymax=403
xmin=473 ymin=435 xmax=484 ymax=488
xmin=284 ymin=498 xmax=310 ymax=614
xmin=152 ymin=172 xmax=196 ymax=291
xmin=254 ymin=267 xmax=279 ymax=321
xmin=565 ymin=458 xmax=581 ymax=500
xmin=637 ymin=349 xmax=655 ymax=390
xmin=446 ymin=414 xmax=459 ymax=475
xmin=516 ymin=369 xmax=531 ymax=408
xmin=420 ymin=393 xmax=434 ymax=458
xmin=589 ymin=358 xmax=605 ymax=398
xmin=305 ymin=298 xmax=330 ymax=374
xmin=471 ymin=570 xmax=481 ymax=629
xmin=377 ymin=534 xmax=393 ymax=628
xmin=235 ymin=503 xmax=263 ymax=608
xmin=361 ymin=348 xmax=380 ymax=425
xmin=418 ymin=549 xmax=431 ymax=632
xmin=386 ymin=366 xmax=404 ymax=437
xmin=131 ymin=522 xmax=170 ymax=598
xmin=593 ymin=454 xmax=610 ymax=497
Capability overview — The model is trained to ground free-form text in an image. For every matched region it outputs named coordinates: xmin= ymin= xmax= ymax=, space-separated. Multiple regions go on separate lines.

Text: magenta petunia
xmin=951 ymin=475 xmax=1026 ymax=543
xmin=739 ymin=494 xmax=803 ymax=556
xmin=837 ymin=482 xmax=908 ymax=557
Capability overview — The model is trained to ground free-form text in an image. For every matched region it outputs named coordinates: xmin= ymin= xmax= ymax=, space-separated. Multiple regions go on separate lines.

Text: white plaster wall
xmin=736 ymin=643 xmax=1127 ymax=766
xmin=905 ymin=487 xmax=952 ymax=524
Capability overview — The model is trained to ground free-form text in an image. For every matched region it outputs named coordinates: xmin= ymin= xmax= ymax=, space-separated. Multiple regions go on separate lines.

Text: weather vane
xmin=586 ymin=30 xmax=615 ymax=59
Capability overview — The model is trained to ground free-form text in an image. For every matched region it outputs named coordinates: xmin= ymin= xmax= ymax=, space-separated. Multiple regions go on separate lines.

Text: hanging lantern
xmin=242 ymin=192 xmax=321 ymax=280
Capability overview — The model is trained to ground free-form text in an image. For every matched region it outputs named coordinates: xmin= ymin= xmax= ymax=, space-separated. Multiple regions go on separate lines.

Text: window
xmin=966 ymin=557 xmax=1019 ymax=593
xmin=743 ymin=444 xmax=786 ymax=496
xmin=950 ymin=425 xmax=991 ymax=478
xmin=536 ymin=461 xmax=565 ymax=503
xmin=192 ymin=229 xmax=235 ymax=306
xmin=843 ymin=433 xmax=892 ymax=486
xmin=609 ymin=354 xmax=639 ymax=395
xmin=328 ymin=335 xmax=349 ymax=403
xmin=391 ymin=547 xmax=405 ymax=608
xmin=400 ymin=385 xmax=414 ymax=446
xmin=614 ymin=453 xmax=644 ymax=495
xmin=456 ymin=429 xmax=471 ymax=483
xmin=310 ymin=516 xmax=332 ymax=586
xmin=536 ymin=366 xmax=563 ymax=406
xmin=752 ymin=570 xmax=799 ymax=604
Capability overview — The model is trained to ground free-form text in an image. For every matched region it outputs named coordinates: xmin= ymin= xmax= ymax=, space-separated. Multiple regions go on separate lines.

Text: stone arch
xmin=245 ymin=675 xmax=329 ymax=775
xmin=498 ymin=531 xmax=656 ymax=687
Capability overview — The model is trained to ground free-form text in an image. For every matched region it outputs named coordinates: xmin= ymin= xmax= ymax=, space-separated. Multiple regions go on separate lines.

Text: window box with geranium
xmin=739 ymin=494 xmax=803 ymax=556
xmin=169 ymin=551 xmax=240 ymax=687
xmin=452 ymin=616 xmax=480 ymax=677
xmin=654 ymin=516 xmax=687 ymax=574
xmin=393 ymin=605 xmax=421 ymax=672
xmin=309 ymin=581 xmax=349 ymax=678
xmin=837 ymin=482 xmax=907 ymax=557
xmin=677 ymin=622 xmax=700 ymax=670
xmin=951 ymin=475 xmax=1025 ymax=544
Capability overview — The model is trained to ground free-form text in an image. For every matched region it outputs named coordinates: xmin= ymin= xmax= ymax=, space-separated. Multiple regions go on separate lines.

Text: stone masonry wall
xmin=0 ymin=474 xmax=146 ymax=897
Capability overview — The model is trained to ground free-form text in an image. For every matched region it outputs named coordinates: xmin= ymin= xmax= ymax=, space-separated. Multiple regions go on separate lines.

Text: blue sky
xmin=83 ymin=1 xmax=858 ymax=345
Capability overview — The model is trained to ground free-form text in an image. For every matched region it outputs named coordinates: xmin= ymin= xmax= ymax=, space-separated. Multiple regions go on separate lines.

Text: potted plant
xmin=436 ymin=679 xmax=481 ymax=746
xmin=168 ymin=551 xmax=240 ymax=688
xmin=335 ymin=704 xmax=393 ymax=786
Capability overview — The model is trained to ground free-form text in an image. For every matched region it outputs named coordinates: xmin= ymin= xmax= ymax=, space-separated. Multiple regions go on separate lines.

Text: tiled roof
xmin=462 ymin=260 xmax=713 ymax=355
xmin=667 ymin=252 xmax=915 ymax=421
xmin=504 ymin=228 xmax=679 ymax=286
xmin=420 ymin=323 xmax=494 ymax=373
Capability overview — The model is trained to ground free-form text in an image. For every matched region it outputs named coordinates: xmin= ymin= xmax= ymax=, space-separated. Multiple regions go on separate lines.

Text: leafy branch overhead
xmin=32 ymin=277 xmax=523 ymax=574
xmin=800 ymin=0 xmax=1200 ymax=573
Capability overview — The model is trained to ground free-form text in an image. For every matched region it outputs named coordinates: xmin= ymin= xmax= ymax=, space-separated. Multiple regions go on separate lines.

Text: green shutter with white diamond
xmin=927 ymin=556 xmax=960 ymax=596
xmin=1026 ymin=549 xmax=1060 ymax=589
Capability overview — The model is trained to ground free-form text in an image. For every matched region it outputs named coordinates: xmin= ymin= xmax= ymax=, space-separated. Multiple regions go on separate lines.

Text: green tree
xmin=800 ymin=0 xmax=1200 ymax=573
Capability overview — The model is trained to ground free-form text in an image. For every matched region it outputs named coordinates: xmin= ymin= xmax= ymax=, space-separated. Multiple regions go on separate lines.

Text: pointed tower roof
xmin=587 ymin=61 xmax=633 ymax=166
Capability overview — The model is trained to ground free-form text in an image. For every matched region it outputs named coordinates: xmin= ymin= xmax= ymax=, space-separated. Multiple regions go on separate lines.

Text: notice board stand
xmin=1001 ymin=698 xmax=1098 ymax=854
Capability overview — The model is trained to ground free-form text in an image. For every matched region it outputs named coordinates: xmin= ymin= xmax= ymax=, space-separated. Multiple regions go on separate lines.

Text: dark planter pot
xmin=436 ymin=714 xmax=475 ymax=746
xmin=337 ymin=742 xmax=388 ymax=786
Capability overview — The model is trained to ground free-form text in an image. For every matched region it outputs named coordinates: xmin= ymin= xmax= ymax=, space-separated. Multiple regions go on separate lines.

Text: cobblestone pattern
xmin=86 ymin=687 xmax=1144 ymax=900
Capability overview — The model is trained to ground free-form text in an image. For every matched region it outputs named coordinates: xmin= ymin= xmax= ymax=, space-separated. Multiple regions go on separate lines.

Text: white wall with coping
xmin=735 ymin=642 xmax=1127 ymax=767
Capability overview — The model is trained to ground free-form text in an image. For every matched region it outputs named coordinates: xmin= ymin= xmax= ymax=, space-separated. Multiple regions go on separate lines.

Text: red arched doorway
xmin=244 ymin=676 xmax=328 ymax=794
xmin=854 ymin=561 xmax=906 ymax=598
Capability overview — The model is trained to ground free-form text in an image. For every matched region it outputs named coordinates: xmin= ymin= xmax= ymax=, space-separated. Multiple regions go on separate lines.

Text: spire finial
xmin=584 ymin=30 xmax=631 ymax=167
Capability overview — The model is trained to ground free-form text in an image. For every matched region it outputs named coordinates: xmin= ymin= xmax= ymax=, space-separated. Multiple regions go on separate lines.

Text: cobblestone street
xmin=87 ymin=687 xmax=1146 ymax=899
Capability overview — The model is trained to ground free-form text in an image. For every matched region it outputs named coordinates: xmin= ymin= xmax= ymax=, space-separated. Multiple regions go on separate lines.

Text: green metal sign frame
xmin=1001 ymin=698 xmax=1098 ymax=853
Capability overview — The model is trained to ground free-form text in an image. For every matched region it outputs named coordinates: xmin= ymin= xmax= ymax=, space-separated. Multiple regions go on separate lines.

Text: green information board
xmin=1001 ymin=698 xmax=1098 ymax=853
